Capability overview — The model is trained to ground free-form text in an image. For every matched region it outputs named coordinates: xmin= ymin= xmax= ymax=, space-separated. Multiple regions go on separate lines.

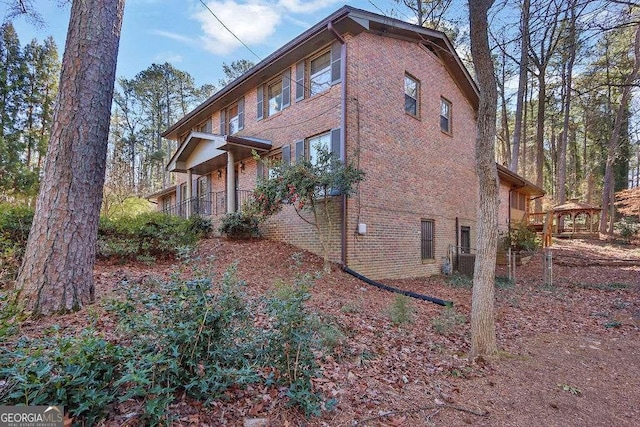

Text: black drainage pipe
xmin=342 ymin=266 xmax=452 ymax=307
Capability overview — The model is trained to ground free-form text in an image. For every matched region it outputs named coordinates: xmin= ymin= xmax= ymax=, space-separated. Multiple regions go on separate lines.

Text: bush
xmin=2 ymin=262 xmax=336 ymax=424
xmin=218 ymin=211 xmax=260 ymax=239
xmin=614 ymin=217 xmax=639 ymax=242
xmin=0 ymin=329 xmax=128 ymax=425
xmin=0 ymin=206 xmax=210 ymax=268
xmin=388 ymin=294 xmax=415 ymax=325
xmin=97 ymin=213 xmax=211 ymax=260
xmin=501 ymin=221 xmax=540 ymax=252
xmin=0 ymin=204 xmax=34 ymax=282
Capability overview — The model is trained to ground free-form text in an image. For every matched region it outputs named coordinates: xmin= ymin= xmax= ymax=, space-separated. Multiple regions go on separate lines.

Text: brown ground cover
xmin=16 ymin=237 xmax=640 ymax=426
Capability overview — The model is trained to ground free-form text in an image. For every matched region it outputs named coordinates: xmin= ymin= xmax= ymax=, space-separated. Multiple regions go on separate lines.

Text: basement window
xmin=421 ymin=219 xmax=435 ymax=260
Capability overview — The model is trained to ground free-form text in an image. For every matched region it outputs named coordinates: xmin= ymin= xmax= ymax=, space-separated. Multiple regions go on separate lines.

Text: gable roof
xmin=162 ymin=5 xmax=478 ymax=141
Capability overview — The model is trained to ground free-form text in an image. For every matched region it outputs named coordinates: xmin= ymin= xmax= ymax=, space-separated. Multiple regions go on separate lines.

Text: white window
xmin=405 ymin=74 xmax=419 ymax=117
xmin=440 ymin=98 xmax=452 ymax=133
xmin=307 ymin=132 xmax=331 ymax=165
xmin=310 ymin=50 xmax=331 ymax=96
xmin=267 ymin=80 xmax=283 ymax=117
xmin=228 ymin=103 xmax=240 ymax=135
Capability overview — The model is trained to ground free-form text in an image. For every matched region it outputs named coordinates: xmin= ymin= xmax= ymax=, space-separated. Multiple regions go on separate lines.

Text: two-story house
xmin=148 ymin=6 xmax=542 ymax=280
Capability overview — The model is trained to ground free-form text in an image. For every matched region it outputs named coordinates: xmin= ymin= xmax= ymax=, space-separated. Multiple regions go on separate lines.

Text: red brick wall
xmin=342 ymin=31 xmax=478 ymax=279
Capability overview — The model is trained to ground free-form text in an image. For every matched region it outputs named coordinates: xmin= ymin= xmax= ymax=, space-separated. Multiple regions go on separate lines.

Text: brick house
xmin=148 ymin=6 xmax=541 ymax=280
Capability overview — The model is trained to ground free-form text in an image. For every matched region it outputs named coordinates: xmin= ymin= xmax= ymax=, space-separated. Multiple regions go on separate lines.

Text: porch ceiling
xmin=167 ymin=132 xmax=271 ymax=175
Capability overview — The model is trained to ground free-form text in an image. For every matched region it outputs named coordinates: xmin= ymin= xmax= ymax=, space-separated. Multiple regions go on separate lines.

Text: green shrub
xmin=0 ymin=329 xmax=128 ymax=425
xmin=614 ymin=217 xmax=639 ymax=242
xmin=501 ymin=221 xmax=540 ymax=252
xmin=0 ymin=204 xmax=34 ymax=281
xmin=388 ymin=294 xmax=415 ymax=325
xmin=218 ymin=211 xmax=260 ymax=239
xmin=446 ymin=272 xmax=473 ymax=289
xmin=431 ymin=306 xmax=466 ymax=335
xmin=263 ymin=275 xmax=330 ymax=416
xmin=0 ymin=204 xmax=33 ymax=245
xmin=1 ymin=260 xmax=335 ymax=423
xmin=97 ymin=213 xmax=210 ymax=260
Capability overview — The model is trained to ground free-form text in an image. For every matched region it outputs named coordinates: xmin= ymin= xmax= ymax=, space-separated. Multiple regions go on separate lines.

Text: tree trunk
xmin=16 ymin=0 xmax=125 ymax=316
xmin=468 ymin=0 xmax=498 ymax=359
xmin=509 ymin=0 xmax=530 ymax=173
xmin=535 ymin=72 xmax=546 ymax=212
xmin=600 ymin=23 xmax=640 ymax=234
xmin=558 ymin=0 xmax=578 ymax=207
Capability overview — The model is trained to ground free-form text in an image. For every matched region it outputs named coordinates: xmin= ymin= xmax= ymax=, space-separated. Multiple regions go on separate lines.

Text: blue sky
xmin=5 ymin=0 xmax=412 ymax=88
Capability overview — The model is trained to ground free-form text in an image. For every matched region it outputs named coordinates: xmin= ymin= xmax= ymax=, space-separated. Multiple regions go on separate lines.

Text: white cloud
xmin=193 ymin=1 xmax=281 ymax=55
xmin=154 ymin=52 xmax=184 ymax=63
xmin=151 ymin=29 xmax=195 ymax=45
xmin=277 ymin=0 xmax=341 ymax=14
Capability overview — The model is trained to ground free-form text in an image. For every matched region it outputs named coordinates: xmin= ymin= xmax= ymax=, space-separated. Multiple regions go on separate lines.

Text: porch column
xmin=226 ymin=151 xmax=235 ymax=213
xmin=186 ymin=169 xmax=193 ymax=218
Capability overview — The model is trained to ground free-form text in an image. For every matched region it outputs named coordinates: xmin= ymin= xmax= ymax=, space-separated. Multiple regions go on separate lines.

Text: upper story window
xmin=268 ymin=80 xmax=283 ymax=117
xmin=295 ymin=42 xmax=342 ymax=102
xmin=228 ymin=102 xmax=241 ymax=134
xmin=404 ymin=74 xmax=419 ymax=117
xmin=219 ymin=98 xmax=244 ymax=135
xmin=309 ymin=50 xmax=331 ymax=96
xmin=196 ymin=118 xmax=212 ymax=133
xmin=440 ymin=97 xmax=452 ymax=133
xmin=257 ymin=70 xmax=291 ymax=120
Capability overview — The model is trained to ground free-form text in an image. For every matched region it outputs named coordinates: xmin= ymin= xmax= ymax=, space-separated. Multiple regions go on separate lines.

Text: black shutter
xmin=256 ymin=159 xmax=263 ymax=179
xmin=219 ymin=110 xmax=226 ymax=134
xmin=238 ymin=97 xmax=244 ymax=130
xmin=295 ymin=140 xmax=305 ymax=163
xmin=330 ymin=41 xmax=342 ymax=84
xmin=295 ymin=60 xmax=305 ymax=102
xmin=331 ymin=128 xmax=341 ymax=160
xmin=282 ymin=144 xmax=291 ymax=165
xmin=282 ymin=68 xmax=291 ymax=108
xmin=256 ymin=85 xmax=264 ymax=121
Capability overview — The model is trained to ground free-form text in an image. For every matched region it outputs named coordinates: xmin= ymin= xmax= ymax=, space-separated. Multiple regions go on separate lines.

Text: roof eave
xmin=162 ymin=6 xmax=479 ymax=140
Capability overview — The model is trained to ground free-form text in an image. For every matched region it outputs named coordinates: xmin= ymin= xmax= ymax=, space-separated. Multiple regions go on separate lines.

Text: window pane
xmin=268 ymin=81 xmax=282 ymax=116
xmin=310 ymin=51 xmax=331 ymax=96
xmin=405 ymin=76 xmax=417 ymax=98
xmin=405 ymin=75 xmax=418 ymax=115
xmin=405 ymin=95 xmax=417 ymax=116
xmin=308 ymin=132 xmax=331 ymax=165
xmin=440 ymin=99 xmax=451 ymax=132
xmin=228 ymin=104 xmax=239 ymax=134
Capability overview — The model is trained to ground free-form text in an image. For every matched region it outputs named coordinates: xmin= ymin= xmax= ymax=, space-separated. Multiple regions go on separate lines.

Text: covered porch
xmin=165 ymin=131 xmax=271 ymax=218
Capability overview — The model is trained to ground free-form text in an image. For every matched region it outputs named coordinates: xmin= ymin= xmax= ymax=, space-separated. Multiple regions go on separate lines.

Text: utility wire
xmin=198 ymin=0 xmax=262 ymax=61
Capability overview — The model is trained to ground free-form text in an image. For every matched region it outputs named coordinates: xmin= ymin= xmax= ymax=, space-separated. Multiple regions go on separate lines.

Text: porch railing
xmin=161 ymin=190 xmax=253 ymax=218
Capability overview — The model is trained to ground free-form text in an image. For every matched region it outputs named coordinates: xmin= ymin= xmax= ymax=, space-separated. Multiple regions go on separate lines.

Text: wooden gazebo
xmin=548 ymin=199 xmax=601 ymax=238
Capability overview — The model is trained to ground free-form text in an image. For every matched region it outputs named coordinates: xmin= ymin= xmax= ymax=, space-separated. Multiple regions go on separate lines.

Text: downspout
xmin=328 ymin=21 xmax=348 ymax=267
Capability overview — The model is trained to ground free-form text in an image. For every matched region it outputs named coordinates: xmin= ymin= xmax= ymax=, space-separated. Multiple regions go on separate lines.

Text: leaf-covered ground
xmin=17 ymin=237 xmax=640 ymax=426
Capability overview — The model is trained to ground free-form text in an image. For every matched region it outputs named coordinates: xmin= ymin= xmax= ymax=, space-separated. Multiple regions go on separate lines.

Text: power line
xmin=198 ymin=0 xmax=262 ymax=62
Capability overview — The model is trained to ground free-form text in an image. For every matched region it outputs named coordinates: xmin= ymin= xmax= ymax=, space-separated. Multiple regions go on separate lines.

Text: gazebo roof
xmin=552 ymin=199 xmax=601 ymax=212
